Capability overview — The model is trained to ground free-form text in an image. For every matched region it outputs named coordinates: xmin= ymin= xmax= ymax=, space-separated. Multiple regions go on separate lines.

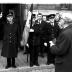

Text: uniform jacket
xmin=29 ymin=20 xmax=48 ymax=46
xmin=0 ymin=17 xmax=4 ymax=40
xmin=1 ymin=21 xmax=20 ymax=58
xmin=50 ymin=24 xmax=72 ymax=72
xmin=44 ymin=22 xmax=52 ymax=42
xmin=50 ymin=21 xmax=61 ymax=40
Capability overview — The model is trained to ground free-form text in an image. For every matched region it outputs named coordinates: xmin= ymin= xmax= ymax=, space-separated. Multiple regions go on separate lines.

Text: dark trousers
xmin=30 ymin=45 xmax=39 ymax=65
xmin=47 ymin=42 xmax=55 ymax=64
xmin=40 ymin=37 xmax=45 ymax=54
xmin=7 ymin=57 xmax=15 ymax=66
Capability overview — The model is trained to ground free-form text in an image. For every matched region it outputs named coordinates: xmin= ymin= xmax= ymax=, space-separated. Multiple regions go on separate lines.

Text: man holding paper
xmin=50 ymin=13 xmax=72 ymax=72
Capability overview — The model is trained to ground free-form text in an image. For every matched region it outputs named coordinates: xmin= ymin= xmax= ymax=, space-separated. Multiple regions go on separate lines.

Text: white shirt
xmin=38 ymin=20 xmax=42 ymax=24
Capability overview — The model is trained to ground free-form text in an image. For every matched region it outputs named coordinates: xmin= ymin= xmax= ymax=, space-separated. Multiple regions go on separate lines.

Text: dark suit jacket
xmin=51 ymin=24 xmax=72 ymax=72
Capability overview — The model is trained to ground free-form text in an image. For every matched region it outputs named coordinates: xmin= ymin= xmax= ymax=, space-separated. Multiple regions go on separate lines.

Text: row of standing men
xmin=0 ymin=11 xmax=61 ymax=68
xmin=27 ymin=13 xmax=61 ymax=66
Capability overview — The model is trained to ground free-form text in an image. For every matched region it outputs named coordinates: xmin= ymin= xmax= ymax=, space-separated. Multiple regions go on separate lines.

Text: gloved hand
xmin=30 ymin=29 xmax=34 ymax=32
xmin=20 ymin=40 xmax=24 ymax=46
xmin=26 ymin=43 xmax=29 ymax=48
xmin=44 ymin=42 xmax=47 ymax=47
xmin=49 ymin=41 xmax=55 ymax=47
xmin=0 ymin=12 xmax=2 ymax=19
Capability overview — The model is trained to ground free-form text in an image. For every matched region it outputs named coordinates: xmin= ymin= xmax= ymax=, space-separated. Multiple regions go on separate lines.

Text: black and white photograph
xmin=0 ymin=0 xmax=72 ymax=72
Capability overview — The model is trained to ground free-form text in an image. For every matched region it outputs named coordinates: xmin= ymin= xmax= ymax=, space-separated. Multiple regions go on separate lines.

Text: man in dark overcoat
xmin=39 ymin=17 xmax=49 ymax=57
xmin=29 ymin=13 xmax=48 ymax=66
xmin=1 ymin=11 xmax=20 ymax=69
xmin=50 ymin=16 xmax=72 ymax=72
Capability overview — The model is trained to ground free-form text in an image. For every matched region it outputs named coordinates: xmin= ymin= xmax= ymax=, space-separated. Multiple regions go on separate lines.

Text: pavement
xmin=0 ymin=41 xmax=55 ymax=72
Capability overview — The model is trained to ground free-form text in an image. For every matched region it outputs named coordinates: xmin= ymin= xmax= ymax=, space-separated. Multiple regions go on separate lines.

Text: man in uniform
xmin=1 ymin=11 xmax=20 ymax=69
xmin=46 ymin=14 xmax=60 ymax=65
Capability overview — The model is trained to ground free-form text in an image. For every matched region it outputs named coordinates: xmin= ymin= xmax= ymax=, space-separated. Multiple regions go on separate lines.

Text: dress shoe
xmin=30 ymin=64 xmax=33 ymax=67
xmin=35 ymin=63 xmax=39 ymax=66
xmin=46 ymin=62 xmax=55 ymax=65
xmin=23 ymin=51 xmax=28 ymax=54
xmin=5 ymin=65 xmax=11 ymax=69
xmin=12 ymin=65 xmax=17 ymax=68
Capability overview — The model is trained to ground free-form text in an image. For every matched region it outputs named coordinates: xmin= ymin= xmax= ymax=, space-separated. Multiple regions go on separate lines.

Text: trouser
xmin=24 ymin=45 xmax=29 ymax=53
xmin=30 ymin=45 xmax=39 ymax=65
xmin=40 ymin=38 xmax=45 ymax=54
xmin=47 ymin=42 xmax=55 ymax=64
xmin=7 ymin=57 xmax=15 ymax=66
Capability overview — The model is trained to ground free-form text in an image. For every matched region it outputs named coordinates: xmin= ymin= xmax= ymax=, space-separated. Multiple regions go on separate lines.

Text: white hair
xmin=60 ymin=12 xmax=72 ymax=24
